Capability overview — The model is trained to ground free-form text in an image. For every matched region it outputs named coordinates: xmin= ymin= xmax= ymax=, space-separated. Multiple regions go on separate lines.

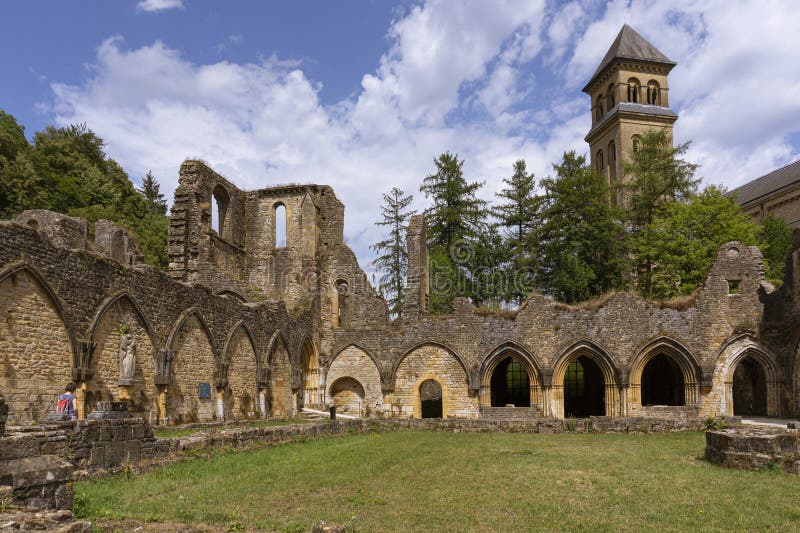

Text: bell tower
xmin=583 ymin=24 xmax=678 ymax=199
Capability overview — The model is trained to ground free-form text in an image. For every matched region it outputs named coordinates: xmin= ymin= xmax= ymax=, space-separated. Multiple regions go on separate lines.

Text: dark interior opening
xmin=641 ymin=354 xmax=685 ymax=406
xmin=733 ymin=356 xmax=767 ymax=416
xmin=420 ymin=379 xmax=443 ymax=418
xmin=490 ymin=357 xmax=530 ymax=407
xmin=564 ymin=356 xmax=605 ymax=417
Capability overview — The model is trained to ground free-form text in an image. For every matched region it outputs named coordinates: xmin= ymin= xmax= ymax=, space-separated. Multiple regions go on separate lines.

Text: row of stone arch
xmin=594 ymin=78 xmax=662 ymax=120
xmin=0 ymin=263 xmax=318 ymax=424
xmin=325 ymin=337 xmax=782 ymax=419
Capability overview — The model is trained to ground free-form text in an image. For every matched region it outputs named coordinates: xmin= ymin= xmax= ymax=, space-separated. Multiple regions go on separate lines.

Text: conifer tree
xmin=492 ymin=159 xmax=540 ymax=303
xmin=138 ymin=170 xmax=168 ymax=214
xmin=420 ymin=152 xmax=487 ymax=250
xmin=623 ymin=129 xmax=700 ymax=295
xmin=537 ymin=151 xmax=627 ymax=303
xmin=371 ymin=187 xmax=415 ymax=317
xmin=420 ymin=152 xmax=488 ymax=312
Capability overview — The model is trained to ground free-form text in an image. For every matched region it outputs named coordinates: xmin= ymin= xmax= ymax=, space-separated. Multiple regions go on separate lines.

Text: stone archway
xmin=732 ymin=356 xmax=768 ymax=416
xmin=490 ymin=357 xmax=531 ymax=407
xmin=416 ymin=377 xmax=445 ymax=418
xmin=551 ymin=341 xmax=619 ymax=418
xmin=329 ymin=377 xmax=366 ymax=416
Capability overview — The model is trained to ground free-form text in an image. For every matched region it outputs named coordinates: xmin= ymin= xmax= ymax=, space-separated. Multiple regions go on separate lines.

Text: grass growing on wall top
xmin=75 ymin=431 xmax=800 ymax=532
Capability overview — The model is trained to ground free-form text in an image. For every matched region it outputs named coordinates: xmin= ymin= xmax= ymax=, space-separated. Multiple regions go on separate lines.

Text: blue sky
xmin=3 ymin=0 xmax=800 ymax=269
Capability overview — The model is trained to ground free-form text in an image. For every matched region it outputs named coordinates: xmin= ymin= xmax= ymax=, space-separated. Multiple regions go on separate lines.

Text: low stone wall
xmin=705 ymin=427 xmax=800 ymax=474
xmin=368 ymin=416 xmax=708 ymax=434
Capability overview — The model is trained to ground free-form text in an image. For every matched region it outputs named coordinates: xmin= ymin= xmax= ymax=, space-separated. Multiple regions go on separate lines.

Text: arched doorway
xmin=733 ymin=356 xmax=767 ymax=416
xmin=419 ymin=379 xmax=443 ymax=418
xmin=329 ymin=377 xmax=365 ymax=416
xmin=564 ymin=356 xmax=605 ymax=417
xmin=490 ymin=357 xmax=530 ymax=407
xmin=641 ymin=354 xmax=685 ymax=406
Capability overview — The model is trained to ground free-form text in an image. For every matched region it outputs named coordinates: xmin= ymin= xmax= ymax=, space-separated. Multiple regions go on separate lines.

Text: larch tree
xmin=492 ymin=159 xmax=540 ymax=304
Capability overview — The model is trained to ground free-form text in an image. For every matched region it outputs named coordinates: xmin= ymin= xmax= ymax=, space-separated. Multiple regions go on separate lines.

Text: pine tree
xmin=537 ymin=151 xmax=627 ymax=303
xmin=492 ymin=159 xmax=540 ymax=304
xmin=371 ymin=187 xmax=415 ymax=317
xmin=138 ymin=170 xmax=168 ymax=214
xmin=420 ymin=152 xmax=488 ymax=313
xmin=420 ymin=152 xmax=487 ymax=250
xmin=623 ymin=129 xmax=700 ymax=295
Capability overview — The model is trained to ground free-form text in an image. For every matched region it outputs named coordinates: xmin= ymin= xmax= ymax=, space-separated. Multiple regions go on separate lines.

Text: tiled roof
xmin=585 ymin=25 xmax=676 ymax=91
xmin=730 ymin=159 xmax=800 ymax=206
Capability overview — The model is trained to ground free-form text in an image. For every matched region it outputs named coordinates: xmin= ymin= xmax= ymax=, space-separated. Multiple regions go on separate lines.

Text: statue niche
xmin=118 ymin=326 xmax=137 ymax=386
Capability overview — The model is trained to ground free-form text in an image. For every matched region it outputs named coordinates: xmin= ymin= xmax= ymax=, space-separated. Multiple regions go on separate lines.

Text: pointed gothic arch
xmin=551 ymin=339 xmax=620 ymax=418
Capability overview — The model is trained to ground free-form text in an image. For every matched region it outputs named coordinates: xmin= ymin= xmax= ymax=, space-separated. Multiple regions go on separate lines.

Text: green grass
xmin=75 ymin=431 xmax=800 ymax=532
xmin=152 ymin=418 xmax=311 ymax=439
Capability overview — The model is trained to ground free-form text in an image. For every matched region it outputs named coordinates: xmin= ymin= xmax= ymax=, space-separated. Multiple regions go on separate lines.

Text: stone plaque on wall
xmin=198 ymin=382 xmax=212 ymax=399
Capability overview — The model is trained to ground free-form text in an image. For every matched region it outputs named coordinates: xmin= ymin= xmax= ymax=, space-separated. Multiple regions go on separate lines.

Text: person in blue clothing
xmin=57 ymin=383 xmax=78 ymax=420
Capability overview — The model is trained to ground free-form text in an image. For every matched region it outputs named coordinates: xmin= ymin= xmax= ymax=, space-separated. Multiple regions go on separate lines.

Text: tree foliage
xmin=624 ymin=129 xmax=700 ymax=295
xmin=421 ymin=152 xmax=489 ymax=313
xmin=536 ymin=151 xmax=627 ymax=303
xmin=759 ymin=213 xmax=793 ymax=286
xmin=0 ymin=109 xmax=169 ymax=268
xmin=420 ymin=152 xmax=487 ymax=250
xmin=632 ymin=186 xmax=761 ymax=298
xmin=492 ymin=159 xmax=540 ymax=304
xmin=371 ymin=187 xmax=416 ymax=317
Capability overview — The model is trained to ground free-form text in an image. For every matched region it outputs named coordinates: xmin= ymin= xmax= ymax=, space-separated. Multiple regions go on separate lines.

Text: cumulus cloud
xmin=136 ymin=0 xmax=184 ymax=13
xmin=47 ymin=0 xmax=800 ymax=268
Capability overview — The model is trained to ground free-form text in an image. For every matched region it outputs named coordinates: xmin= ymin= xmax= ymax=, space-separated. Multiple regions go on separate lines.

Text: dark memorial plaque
xmin=198 ymin=382 xmax=212 ymax=399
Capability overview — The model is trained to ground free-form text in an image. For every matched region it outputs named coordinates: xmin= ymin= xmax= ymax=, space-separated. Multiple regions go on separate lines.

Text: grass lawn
xmin=75 ymin=430 xmax=800 ymax=532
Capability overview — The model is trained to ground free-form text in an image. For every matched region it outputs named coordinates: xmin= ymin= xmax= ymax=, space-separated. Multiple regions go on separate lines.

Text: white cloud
xmin=47 ymin=0 xmax=800 ymax=269
xmin=136 ymin=0 xmax=184 ymax=13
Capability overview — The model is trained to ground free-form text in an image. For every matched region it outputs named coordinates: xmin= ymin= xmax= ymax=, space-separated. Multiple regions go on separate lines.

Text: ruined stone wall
xmin=390 ymin=344 xmax=477 ymax=418
xmin=168 ymin=314 xmax=217 ymax=424
xmin=0 ymin=269 xmax=73 ymax=423
xmin=225 ymin=327 xmax=258 ymax=419
xmin=0 ymin=216 xmax=315 ymax=425
xmin=269 ymin=342 xmax=293 ymax=417
xmin=326 ymin=346 xmax=383 ymax=416
xmin=88 ymin=297 xmax=156 ymax=421
xmin=324 ymin=241 xmax=794 ymax=419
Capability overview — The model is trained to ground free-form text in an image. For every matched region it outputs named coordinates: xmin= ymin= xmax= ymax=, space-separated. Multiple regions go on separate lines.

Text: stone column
xmin=76 ymin=382 xmax=88 ymax=420
xmin=216 ymin=390 xmax=225 ymax=421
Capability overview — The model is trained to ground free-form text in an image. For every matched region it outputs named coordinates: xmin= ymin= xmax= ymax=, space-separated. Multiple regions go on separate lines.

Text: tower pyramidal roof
xmin=584 ymin=24 xmax=676 ymax=91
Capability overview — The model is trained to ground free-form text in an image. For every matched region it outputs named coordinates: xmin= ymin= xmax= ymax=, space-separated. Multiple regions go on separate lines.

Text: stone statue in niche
xmin=118 ymin=325 xmax=136 ymax=385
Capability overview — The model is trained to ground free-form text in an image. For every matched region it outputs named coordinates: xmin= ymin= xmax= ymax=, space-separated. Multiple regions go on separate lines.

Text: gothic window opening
xmin=595 ymin=96 xmax=604 ymax=121
xmin=641 ymin=354 xmax=685 ymax=406
xmin=733 ymin=356 xmax=767 ymax=416
xmin=419 ymin=379 xmax=443 ymax=418
xmin=608 ymin=141 xmax=617 ymax=183
xmin=491 ymin=357 xmax=530 ymax=407
xmin=564 ymin=356 xmax=605 ymax=417
xmin=627 ymin=78 xmax=641 ymax=103
xmin=212 ymin=185 xmax=230 ymax=238
xmin=596 ymin=150 xmax=605 ymax=175
xmin=274 ymin=203 xmax=287 ymax=248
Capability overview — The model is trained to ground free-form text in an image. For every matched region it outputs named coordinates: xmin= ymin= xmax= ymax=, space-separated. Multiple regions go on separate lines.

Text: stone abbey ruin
xmin=2 ymin=25 xmax=800 ymax=429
